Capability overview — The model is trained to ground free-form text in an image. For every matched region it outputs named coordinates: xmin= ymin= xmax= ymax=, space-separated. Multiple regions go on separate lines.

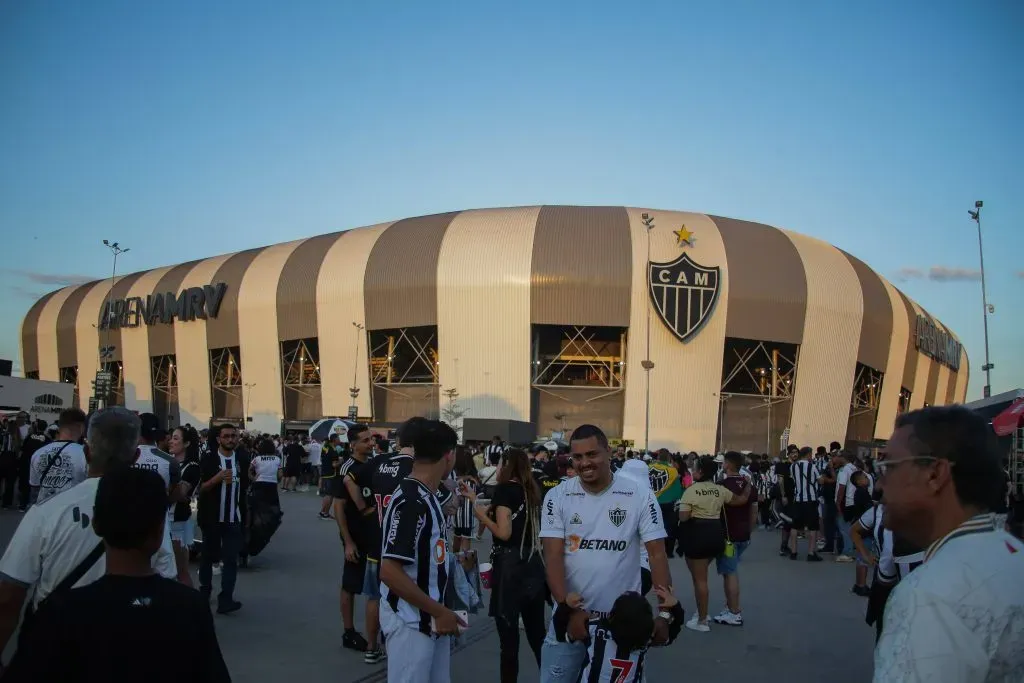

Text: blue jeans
xmin=715 ymin=540 xmax=750 ymax=576
xmin=540 ymin=626 xmax=587 ymax=682
xmin=837 ymin=517 xmax=854 ymax=558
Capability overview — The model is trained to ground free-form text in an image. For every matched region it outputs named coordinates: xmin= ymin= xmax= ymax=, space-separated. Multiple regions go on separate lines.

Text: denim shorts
xmin=715 ymin=540 xmax=750 ymax=576
xmin=363 ymin=560 xmax=382 ymax=600
xmin=169 ymin=519 xmax=195 ymax=546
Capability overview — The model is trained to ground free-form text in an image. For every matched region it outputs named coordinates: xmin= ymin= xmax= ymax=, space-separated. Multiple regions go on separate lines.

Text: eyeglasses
xmin=876 ymin=456 xmax=939 ymax=477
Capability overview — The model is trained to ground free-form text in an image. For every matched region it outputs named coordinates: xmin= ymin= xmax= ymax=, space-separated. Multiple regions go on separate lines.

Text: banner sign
xmin=99 ymin=283 xmax=227 ymax=330
xmin=914 ymin=315 xmax=961 ymax=371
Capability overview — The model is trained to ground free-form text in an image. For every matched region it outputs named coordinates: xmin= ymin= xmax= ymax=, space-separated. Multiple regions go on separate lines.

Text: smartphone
xmin=431 ymin=610 xmax=469 ymax=635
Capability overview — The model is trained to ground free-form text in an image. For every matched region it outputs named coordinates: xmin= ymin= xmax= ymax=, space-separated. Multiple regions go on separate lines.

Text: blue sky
xmin=1 ymin=0 xmax=1021 ymax=400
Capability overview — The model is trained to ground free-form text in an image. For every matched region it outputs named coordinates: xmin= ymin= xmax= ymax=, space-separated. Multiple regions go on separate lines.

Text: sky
xmin=1 ymin=0 xmax=1021 ymax=401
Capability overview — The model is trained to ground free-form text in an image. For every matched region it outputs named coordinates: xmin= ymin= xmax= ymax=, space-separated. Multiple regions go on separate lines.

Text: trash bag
xmin=245 ymin=495 xmax=283 ymax=557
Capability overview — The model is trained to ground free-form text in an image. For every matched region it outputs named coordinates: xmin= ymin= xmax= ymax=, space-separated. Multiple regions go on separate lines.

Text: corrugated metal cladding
xmin=954 ymin=347 xmax=969 ymax=402
xmin=20 ymin=291 xmax=57 ymax=374
xmin=175 ymin=253 xmax=235 ymax=426
xmin=874 ymin=276 xmax=911 ymax=440
xmin=895 ymin=289 xmax=919 ymax=392
xmin=364 ymin=212 xmax=460 ymax=330
xmin=921 ymin=310 xmax=943 ymax=406
xmin=840 ymin=251 xmax=893 ymax=372
xmin=437 ymin=207 xmax=541 ymax=426
xmin=56 ymin=280 xmax=104 ymax=368
xmin=148 ymin=261 xmax=202 ymax=357
xmin=711 ymin=216 xmax=807 ymax=344
xmin=22 ymin=205 xmax=970 ymax=443
xmin=37 ymin=287 xmax=77 ymax=380
xmin=277 ymin=232 xmax=345 ymax=341
xmin=317 ymin=223 xmax=391 ymax=418
xmin=784 ymin=230 xmax=864 ymax=448
xmin=206 ymin=248 xmax=265 ymax=350
xmin=531 ymin=206 xmax=632 ymax=327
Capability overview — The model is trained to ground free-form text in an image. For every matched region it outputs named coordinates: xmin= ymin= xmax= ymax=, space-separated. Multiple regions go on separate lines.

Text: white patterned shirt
xmin=873 ymin=514 xmax=1024 ymax=683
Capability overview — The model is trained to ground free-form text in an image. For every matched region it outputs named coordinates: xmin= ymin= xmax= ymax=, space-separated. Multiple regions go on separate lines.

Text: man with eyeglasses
xmin=197 ymin=424 xmax=244 ymax=614
xmin=873 ymin=406 xmax=1023 ymax=683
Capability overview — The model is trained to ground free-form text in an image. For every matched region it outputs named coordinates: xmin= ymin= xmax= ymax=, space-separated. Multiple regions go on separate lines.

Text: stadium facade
xmin=20 ymin=206 xmax=968 ymax=453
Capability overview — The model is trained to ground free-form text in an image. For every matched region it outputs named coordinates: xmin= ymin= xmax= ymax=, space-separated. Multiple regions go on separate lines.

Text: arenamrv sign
xmin=915 ymin=314 xmax=961 ymax=371
xmin=99 ymin=283 xmax=227 ymax=330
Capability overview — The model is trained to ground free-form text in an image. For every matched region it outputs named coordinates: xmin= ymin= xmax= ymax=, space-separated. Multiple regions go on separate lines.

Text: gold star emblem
xmin=673 ymin=225 xmax=695 ymax=247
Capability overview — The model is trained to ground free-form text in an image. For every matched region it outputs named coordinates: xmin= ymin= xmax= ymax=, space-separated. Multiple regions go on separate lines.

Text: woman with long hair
xmin=452 ymin=446 xmax=479 ymax=554
xmin=678 ymin=455 xmax=750 ymax=632
xmin=463 ymin=448 xmax=546 ymax=683
xmin=168 ymin=425 xmax=201 ymax=586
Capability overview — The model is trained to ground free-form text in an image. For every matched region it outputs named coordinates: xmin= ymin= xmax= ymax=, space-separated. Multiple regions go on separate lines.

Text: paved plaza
xmin=0 ymin=492 xmax=876 ymax=682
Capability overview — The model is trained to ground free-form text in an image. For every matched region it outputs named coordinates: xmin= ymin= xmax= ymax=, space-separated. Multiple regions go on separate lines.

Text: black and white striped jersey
xmin=454 ymin=478 xmax=475 ymax=531
xmin=483 ymin=443 xmax=505 ymax=463
xmin=790 ymin=459 xmax=820 ymax=503
xmin=580 ymin=624 xmax=647 ymax=683
xmin=380 ymin=477 xmax=449 ymax=635
xmin=217 ymin=453 xmax=241 ymax=524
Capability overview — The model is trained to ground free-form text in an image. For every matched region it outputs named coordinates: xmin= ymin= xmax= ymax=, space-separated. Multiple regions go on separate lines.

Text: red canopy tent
xmin=992 ymin=398 xmax=1024 ymax=437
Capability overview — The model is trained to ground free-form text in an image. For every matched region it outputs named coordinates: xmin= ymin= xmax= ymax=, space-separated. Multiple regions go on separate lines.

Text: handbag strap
xmin=53 ymin=541 xmax=105 ymax=595
xmin=720 ymin=485 xmax=732 ymax=543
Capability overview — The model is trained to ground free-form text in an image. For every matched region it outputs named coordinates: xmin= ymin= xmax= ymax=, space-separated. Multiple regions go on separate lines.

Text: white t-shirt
xmin=251 ymin=455 xmax=281 ymax=484
xmin=836 ymin=463 xmax=873 ymax=508
xmin=0 ymin=478 xmax=176 ymax=606
xmin=540 ymin=473 xmax=666 ymax=618
xmin=29 ymin=441 xmax=89 ymax=505
xmin=306 ymin=441 xmax=321 ymax=467
xmin=133 ymin=444 xmax=181 ymax=490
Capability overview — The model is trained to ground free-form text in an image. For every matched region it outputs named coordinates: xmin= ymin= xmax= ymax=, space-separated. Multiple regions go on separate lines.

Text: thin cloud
xmin=894 ymin=266 xmax=981 ymax=283
xmin=928 ymin=266 xmax=981 ymax=282
xmin=1017 ymin=271 xmax=1024 ymax=279
xmin=4 ymin=269 xmax=95 ymax=286
xmin=894 ymin=267 xmax=924 ymax=282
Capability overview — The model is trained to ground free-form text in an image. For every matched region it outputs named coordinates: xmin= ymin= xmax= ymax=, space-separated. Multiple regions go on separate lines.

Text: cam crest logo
xmin=648 ymin=253 xmax=721 ymax=343
xmin=608 ymin=507 xmax=627 ymax=528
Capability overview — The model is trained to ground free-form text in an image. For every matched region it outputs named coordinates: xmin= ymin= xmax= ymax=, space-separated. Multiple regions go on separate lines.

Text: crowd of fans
xmin=0 ymin=404 xmax=1020 ymax=682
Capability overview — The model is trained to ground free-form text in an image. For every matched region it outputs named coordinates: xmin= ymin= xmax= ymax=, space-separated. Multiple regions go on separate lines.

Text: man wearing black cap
xmin=134 ymin=414 xmax=182 ymax=580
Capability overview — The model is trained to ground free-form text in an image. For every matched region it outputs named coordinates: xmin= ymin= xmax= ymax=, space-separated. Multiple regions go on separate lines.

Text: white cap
xmin=618 ymin=459 xmax=651 ymax=488
xmin=543 ymin=440 xmax=559 ymax=452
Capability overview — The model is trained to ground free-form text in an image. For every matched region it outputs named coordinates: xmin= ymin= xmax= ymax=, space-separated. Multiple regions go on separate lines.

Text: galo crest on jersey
xmin=648 ymin=253 xmax=721 ymax=343
xmin=569 ymin=513 xmax=583 ymax=525
xmin=608 ymin=506 xmax=627 ymax=528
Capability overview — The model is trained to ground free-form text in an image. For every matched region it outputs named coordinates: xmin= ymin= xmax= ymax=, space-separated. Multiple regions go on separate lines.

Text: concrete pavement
xmin=0 ymin=489 xmax=876 ymax=682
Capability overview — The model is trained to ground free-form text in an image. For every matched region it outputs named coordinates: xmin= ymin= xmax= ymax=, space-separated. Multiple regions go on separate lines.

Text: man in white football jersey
xmin=133 ymin=414 xmax=182 ymax=580
xmin=539 ymin=424 xmax=673 ymax=683
xmin=28 ymin=409 xmax=88 ymax=505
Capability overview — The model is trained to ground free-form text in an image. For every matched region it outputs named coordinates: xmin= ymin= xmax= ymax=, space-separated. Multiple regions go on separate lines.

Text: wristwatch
xmin=657 ymin=610 xmax=674 ymax=623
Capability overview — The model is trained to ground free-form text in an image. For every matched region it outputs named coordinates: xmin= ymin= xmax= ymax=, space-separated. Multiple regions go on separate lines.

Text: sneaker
xmin=712 ymin=610 xmax=743 ymax=626
xmin=778 ymin=546 xmax=788 ymax=557
xmin=343 ymin=630 xmax=369 ymax=652
xmin=216 ymin=600 xmax=243 ymax=615
xmin=807 ymin=553 xmax=823 ymax=562
xmin=364 ymin=648 xmax=386 ymax=664
xmin=789 ymin=551 xmax=798 ymax=560
xmin=835 ymin=555 xmax=855 ymax=563
xmin=852 ymin=585 xmax=870 ymax=597
xmin=685 ymin=615 xmax=711 ymax=633
xmin=318 ymin=512 xmax=331 ymax=520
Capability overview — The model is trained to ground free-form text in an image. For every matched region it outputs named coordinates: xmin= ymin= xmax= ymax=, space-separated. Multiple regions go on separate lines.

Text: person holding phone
xmin=379 ymin=420 xmax=466 ymax=683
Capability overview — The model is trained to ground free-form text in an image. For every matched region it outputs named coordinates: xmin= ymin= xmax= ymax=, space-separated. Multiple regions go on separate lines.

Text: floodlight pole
xmin=968 ymin=202 xmax=993 ymax=398
xmin=641 ymin=213 xmax=656 ymax=454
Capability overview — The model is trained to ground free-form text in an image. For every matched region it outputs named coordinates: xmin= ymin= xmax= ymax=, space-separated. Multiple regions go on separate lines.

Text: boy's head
xmin=93 ymin=466 xmax=168 ymax=557
xmin=607 ymin=592 xmax=654 ymax=653
xmin=851 ymin=471 xmax=869 ymax=488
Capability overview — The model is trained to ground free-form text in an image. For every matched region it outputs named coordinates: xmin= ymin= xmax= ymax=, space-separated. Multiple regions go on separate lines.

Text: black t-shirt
xmin=776 ymin=461 xmax=796 ymax=499
xmin=8 ymin=574 xmax=230 ymax=683
xmin=285 ymin=443 xmax=305 ymax=468
xmin=320 ymin=444 xmax=340 ymax=477
xmin=173 ymin=460 xmax=202 ymax=522
xmin=368 ymin=452 xmax=414 ymax=561
xmin=490 ymin=482 xmax=534 ymax=551
xmin=845 ymin=486 xmax=874 ymax=523
xmin=339 ymin=456 xmax=375 ymax=552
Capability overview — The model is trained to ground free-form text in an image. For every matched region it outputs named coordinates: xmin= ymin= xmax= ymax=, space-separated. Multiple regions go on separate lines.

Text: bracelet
xmin=657 ymin=610 xmax=674 ymax=624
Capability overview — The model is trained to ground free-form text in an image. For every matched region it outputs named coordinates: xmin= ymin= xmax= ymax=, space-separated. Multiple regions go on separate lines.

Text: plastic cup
xmin=479 ymin=562 xmax=493 ymax=589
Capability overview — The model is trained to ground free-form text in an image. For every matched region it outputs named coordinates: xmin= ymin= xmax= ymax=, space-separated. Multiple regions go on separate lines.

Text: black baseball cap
xmin=138 ymin=413 xmax=166 ymax=442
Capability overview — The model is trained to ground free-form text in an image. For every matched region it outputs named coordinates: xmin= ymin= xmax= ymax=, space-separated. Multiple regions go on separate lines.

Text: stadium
xmin=19 ymin=206 xmax=968 ymax=453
